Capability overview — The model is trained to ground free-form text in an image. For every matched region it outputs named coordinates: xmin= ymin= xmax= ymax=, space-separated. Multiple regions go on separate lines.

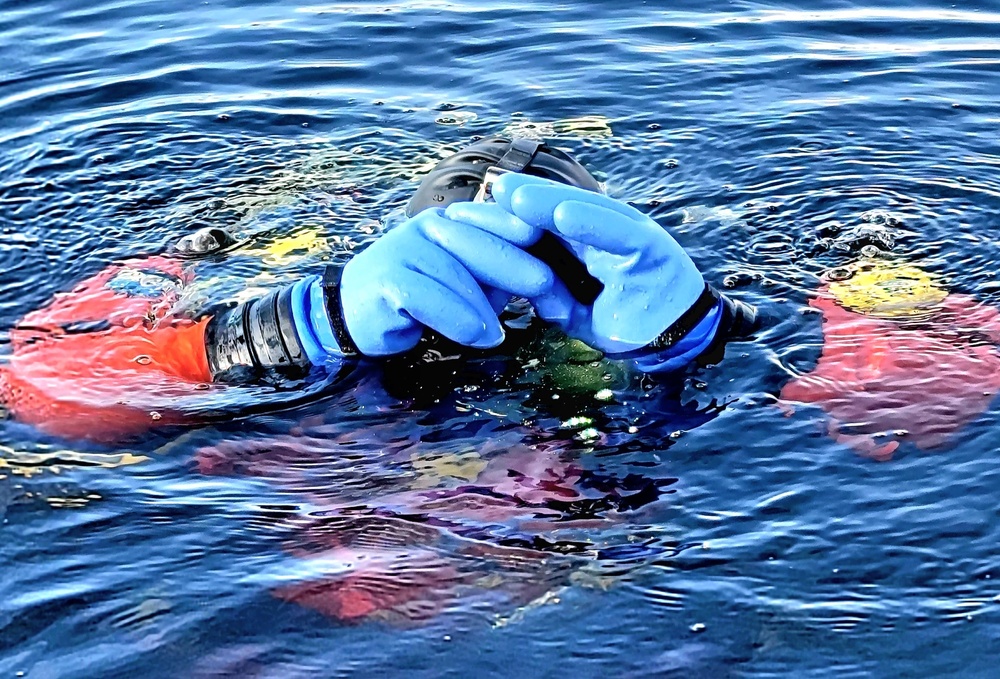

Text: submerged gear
xmin=827 ymin=261 xmax=947 ymax=319
xmin=781 ymin=283 xmax=1000 ymax=459
xmin=172 ymin=226 xmax=239 ymax=258
xmin=409 ymin=137 xmax=604 ymax=305
xmin=204 ymin=285 xmax=311 ymax=381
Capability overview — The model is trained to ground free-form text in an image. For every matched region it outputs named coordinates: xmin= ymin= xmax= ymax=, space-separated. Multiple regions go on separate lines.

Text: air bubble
xmin=826 ymin=267 xmax=854 ymax=282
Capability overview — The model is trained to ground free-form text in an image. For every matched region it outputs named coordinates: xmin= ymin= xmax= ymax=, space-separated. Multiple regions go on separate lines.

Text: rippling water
xmin=5 ymin=1 xmax=1000 ymax=676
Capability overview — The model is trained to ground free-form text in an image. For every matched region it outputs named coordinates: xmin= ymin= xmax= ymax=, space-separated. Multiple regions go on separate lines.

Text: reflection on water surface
xmin=5 ymin=1 xmax=1000 ymax=676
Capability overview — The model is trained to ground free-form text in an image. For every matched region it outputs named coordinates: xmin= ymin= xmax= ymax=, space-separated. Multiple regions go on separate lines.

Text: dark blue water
xmin=5 ymin=1 xmax=1000 ymax=676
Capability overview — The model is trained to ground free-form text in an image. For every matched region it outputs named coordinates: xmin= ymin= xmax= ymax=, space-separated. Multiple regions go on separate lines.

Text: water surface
xmin=3 ymin=1 xmax=1000 ymax=676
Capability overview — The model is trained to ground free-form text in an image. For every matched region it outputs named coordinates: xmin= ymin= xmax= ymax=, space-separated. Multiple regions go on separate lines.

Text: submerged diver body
xmin=0 ymin=139 xmax=760 ymax=625
xmin=11 ymin=137 xmax=1000 ymax=625
xmin=0 ymin=138 xmax=757 ymax=441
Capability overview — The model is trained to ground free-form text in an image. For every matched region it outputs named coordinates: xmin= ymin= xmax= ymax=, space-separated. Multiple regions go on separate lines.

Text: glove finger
xmin=444 ymin=202 xmax=543 ymax=247
xmin=531 ymin=277 xmax=578 ymax=326
xmin=551 ymin=200 xmax=664 ymax=256
xmin=492 ymin=172 xmax=651 ymax=226
xmin=417 ymin=211 xmax=558 ymax=299
xmin=403 ymin=236 xmax=498 ymax=314
xmin=483 ymin=285 xmax=511 ymax=314
xmin=386 ymin=267 xmax=505 ymax=349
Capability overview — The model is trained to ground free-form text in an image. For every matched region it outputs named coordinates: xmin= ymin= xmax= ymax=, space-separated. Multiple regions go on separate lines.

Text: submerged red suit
xmin=0 ymin=255 xmax=670 ymax=627
xmin=0 ymin=256 xmax=212 ymax=441
xmin=780 ymin=287 xmax=1000 ymax=459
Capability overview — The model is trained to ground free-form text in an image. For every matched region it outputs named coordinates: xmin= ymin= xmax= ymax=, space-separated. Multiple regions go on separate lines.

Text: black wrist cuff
xmin=694 ymin=288 xmax=760 ymax=366
xmin=321 ymin=265 xmax=361 ymax=358
xmin=621 ymin=284 xmax=759 ymax=367
xmin=205 ymin=285 xmax=311 ymax=381
xmin=639 ymin=283 xmax=722 ymax=354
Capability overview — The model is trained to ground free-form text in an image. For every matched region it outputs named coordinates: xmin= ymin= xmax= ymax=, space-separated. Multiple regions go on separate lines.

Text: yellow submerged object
xmin=0 ymin=443 xmax=148 ymax=479
xmin=502 ymin=115 xmax=614 ymax=140
xmin=827 ymin=261 xmax=948 ymax=318
xmin=255 ymin=227 xmax=329 ymax=267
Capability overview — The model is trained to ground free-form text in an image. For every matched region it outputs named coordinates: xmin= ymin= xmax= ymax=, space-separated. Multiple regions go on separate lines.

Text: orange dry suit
xmin=0 ymin=256 xmax=212 ymax=441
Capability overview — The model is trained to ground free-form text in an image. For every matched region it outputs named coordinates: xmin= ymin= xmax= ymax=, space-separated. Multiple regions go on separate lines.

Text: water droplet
xmin=723 ymin=272 xmax=761 ymax=289
xmin=690 ymin=623 xmax=706 ymax=633
xmin=134 ymin=355 xmax=152 ymax=365
xmin=150 ymin=411 xmax=162 ymax=421
xmin=195 ymin=383 xmax=210 ymax=391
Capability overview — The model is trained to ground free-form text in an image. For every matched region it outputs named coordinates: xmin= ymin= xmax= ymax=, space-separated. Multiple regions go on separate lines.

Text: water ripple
xmin=4 ymin=0 xmax=1000 ymax=676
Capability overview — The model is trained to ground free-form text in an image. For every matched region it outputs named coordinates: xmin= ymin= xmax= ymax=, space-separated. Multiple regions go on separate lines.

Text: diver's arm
xmin=204 ymin=206 xmax=557 ymax=380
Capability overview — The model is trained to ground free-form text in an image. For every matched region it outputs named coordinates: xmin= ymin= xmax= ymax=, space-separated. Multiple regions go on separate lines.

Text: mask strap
xmin=473 ymin=139 xmax=543 ymax=202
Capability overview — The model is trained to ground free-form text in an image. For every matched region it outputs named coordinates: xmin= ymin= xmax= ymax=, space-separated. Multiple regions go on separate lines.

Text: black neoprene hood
xmin=406 ymin=137 xmax=603 ymax=216
xmin=406 ymin=137 xmax=607 ymax=306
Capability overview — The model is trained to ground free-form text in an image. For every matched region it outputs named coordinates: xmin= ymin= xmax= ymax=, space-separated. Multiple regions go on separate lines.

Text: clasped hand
xmin=336 ymin=173 xmax=712 ymax=360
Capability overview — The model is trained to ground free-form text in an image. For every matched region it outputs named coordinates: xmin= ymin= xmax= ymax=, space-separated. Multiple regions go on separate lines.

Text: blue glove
xmin=286 ymin=207 xmax=566 ymax=362
xmin=446 ymin=173 xmax=725 ymax=372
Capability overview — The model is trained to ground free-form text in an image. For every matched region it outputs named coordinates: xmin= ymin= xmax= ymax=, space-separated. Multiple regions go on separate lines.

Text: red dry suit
xmin=780 ymin=288 xmax=1000 ymax=459
xmin=0 ymin=256 xmax=212 ymax=442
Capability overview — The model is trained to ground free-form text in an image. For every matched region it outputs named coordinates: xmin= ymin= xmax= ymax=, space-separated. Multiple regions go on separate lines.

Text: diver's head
xmin=408 ymin=138 xmax=604 ymax=305
xmin=406 ymin=137 xmax=602 ymax=216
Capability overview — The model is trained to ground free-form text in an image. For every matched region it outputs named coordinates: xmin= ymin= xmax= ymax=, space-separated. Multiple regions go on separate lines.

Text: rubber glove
xmin=287 ymin=207 xmax=563 ymax=362
xmin=446 ymin=173 xmax=726 ymax=372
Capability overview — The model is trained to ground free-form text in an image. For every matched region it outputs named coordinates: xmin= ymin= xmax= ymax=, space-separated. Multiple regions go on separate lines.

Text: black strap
xmin=612 ymin=284 xmax=759 ymax=365
xmin=322 ymin=265 xmax=361 ymax=357
xmin=641 ymin=283 xmax=722 ymax=353
xmin=495 ymin=138 xmax=542 ymax=173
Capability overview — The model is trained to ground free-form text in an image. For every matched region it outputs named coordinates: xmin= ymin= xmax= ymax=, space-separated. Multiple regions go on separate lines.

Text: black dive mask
xmin=408 ymin=137 xmax=604 ymax=305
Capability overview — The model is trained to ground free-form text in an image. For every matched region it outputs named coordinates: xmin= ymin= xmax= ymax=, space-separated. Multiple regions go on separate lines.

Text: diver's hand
xmin=469 ymin=173 xmax=725 ymax=364
xmin=290 ymin=207 xmax=560 ymax=359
